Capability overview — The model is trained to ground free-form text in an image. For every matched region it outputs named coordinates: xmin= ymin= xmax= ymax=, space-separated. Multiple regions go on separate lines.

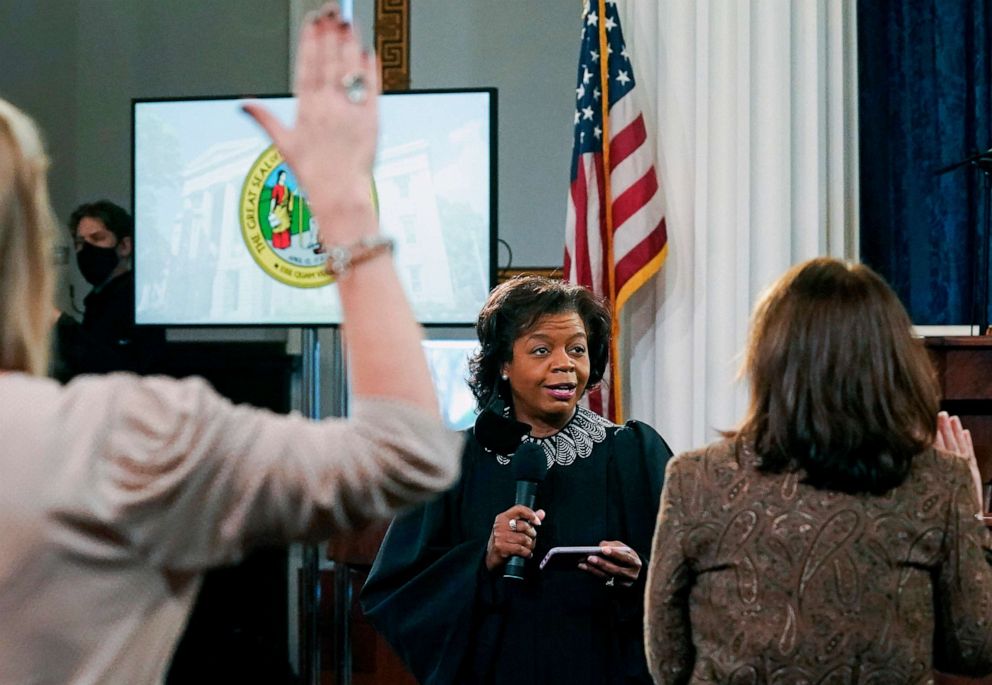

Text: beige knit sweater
xmin=0 ymin=372 xmax=462 ymax=684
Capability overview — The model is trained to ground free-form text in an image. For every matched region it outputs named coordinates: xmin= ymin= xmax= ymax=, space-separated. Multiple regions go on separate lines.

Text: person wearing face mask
xmin=53 ymin=199 xmax=165 ymax=379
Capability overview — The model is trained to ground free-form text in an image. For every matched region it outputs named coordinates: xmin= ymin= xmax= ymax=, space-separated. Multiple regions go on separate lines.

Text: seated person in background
xmin=0 ymin=6 xmax=462 ymax=684
xmin=362 ymin=275 xmax=673 ymax=685
xmin=645 ymin=258 xmax=992 ymax=684
xmin=53 ymin=199 xmax=165 ymax=378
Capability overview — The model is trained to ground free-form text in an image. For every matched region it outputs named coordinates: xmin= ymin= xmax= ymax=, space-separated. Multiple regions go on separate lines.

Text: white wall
xmin=0 ymin=0 xmax=290 ymax=308
xmin=73 ymin=2 xmax=290 ymax=203
xmin=406 ymin=0 xmax=580 ymax=269
xmin=0 ymin=1 xmax=80 ymax=307
xmin=3 ymin=0 xmax=289 ymax=211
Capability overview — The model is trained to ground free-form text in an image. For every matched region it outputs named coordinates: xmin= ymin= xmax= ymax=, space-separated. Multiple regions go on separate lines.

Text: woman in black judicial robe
xmin=361 ymin=276 xmax=673 ymax=685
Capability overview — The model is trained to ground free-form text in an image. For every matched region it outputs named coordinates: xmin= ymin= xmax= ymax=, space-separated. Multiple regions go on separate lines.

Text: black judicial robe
xmin=361 ymin=407 xmax=672 ymax=685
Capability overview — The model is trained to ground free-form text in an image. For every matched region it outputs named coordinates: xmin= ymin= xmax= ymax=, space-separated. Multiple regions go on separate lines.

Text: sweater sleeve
xmin=932 ymin=451 xmax=992 ymax=676
xmin=644 ymin=453 xmax=697 ymax=685
xmin=53 ymin=374 xmax=463 ymax=570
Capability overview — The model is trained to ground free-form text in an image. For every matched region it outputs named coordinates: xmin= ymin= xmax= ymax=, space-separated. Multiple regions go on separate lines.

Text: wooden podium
xmin=322 ymin=525 xmax=415 ymax=685
xmin=927 ymin=337 xmax=992 ymax=685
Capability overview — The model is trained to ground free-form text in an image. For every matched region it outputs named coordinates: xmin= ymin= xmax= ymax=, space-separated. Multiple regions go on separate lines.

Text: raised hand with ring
xmin=342 ymin=73 xmax=369 ymax=104
xmin=242 ymin=1 xmax=379 ymax=243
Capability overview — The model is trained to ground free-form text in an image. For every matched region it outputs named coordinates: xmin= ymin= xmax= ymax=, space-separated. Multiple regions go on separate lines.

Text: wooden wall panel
xmin=374 ymin=0 xmax=410 ymax=91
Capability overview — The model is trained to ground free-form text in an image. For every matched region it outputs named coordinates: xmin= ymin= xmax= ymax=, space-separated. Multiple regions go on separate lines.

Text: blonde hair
xmin=0 ymin=99 xmax=55 ymax=375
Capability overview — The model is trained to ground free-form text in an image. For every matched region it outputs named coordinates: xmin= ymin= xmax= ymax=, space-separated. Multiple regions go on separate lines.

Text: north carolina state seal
xmin=239 ymin=145 xmax=331 ymax=288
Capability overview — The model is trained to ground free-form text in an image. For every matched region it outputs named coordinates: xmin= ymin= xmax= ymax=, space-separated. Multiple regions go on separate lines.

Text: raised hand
xmin=243 ymin=2 xmax=379 ymax=241
xmin=243 ymin=2 xmax=437 ymax=415
xmin=936 ymin=411 xmax=983 ymax=508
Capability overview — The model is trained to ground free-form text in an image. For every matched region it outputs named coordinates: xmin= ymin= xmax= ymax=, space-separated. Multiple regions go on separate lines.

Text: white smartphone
xmin=538 ymin=545 xmax=632 ymax=571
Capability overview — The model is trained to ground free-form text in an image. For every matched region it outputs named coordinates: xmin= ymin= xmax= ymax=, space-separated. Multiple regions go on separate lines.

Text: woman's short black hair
xmin=468 ymin=275 xmax=611 ymax=410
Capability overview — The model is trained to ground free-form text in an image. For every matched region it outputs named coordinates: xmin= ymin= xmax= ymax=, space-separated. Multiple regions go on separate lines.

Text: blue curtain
xmin=858 ymin=0 xmax=991 ymax=324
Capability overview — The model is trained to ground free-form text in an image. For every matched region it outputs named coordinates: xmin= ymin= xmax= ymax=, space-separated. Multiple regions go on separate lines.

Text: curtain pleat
xmin=620 ymin=0 xmax=859 ymax=453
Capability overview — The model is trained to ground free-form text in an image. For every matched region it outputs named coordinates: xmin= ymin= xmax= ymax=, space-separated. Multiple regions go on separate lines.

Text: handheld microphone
xmin=504 ymin=441 xmax=549 ymax=580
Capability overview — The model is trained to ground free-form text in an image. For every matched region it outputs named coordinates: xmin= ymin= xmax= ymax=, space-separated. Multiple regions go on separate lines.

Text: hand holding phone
xmin=539 ymin=545 xmax=632 ymax=571
xmin=540 ymin=540 xmax=643 ymax=587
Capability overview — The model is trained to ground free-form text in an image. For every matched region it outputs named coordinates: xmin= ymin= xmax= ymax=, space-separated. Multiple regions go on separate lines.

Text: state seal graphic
xmin=239 ymin=145 xmax=331 ymax=288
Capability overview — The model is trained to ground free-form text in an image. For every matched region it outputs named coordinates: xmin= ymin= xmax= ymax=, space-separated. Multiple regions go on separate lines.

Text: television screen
xmin=421 ymin=339 xmax=479 ymax=431
xmin=132 ymin=90 xmax=495 ymax=325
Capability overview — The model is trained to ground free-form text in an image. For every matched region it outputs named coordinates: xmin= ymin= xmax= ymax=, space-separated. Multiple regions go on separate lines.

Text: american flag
xmin=564 ymin=0 xmax=668 ymax=422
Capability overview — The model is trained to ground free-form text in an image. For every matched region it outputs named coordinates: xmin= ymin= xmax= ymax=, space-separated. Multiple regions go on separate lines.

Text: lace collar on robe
xmin=493 ymin=405 xmax=617 ymax=468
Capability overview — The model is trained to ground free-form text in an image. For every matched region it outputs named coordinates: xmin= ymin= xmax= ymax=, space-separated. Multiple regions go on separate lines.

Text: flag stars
xmin=616 ymin=70 xmax=631 ymax=86
xmin=574 ymin=110 xmax=581 ymax=125
xmin=593 ymin=87 xmax=601 ymax=100
xmin=605 ymin=15 xmax=617 ymax=31
xmin=582 ymin=106 xmax=595 ymax=120
xmin=621 ymin=45 xmax=630 ymax=61
xmin=577 ymin=84 xmax=586 ymax=100
xmin=582 ymin=67 xmax=593 ymax=84
xmin=586 ymin=11 xmax=598 ymax=26
xmin=593 ymin=126 xmax=602 ymax=139
xmin=590 ymin=49 xmax=599 ymax=62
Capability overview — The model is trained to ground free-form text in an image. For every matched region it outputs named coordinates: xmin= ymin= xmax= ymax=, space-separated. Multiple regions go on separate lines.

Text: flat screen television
xmin=420 ymin=338 xmax=479 ymax=431
xmin=132 ymin=89 xmax=496 ymax=326
xmin=343 ymin=337 xmax=478 ymax=430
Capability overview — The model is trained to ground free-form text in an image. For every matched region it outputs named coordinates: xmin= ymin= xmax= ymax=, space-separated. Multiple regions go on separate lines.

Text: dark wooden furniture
xmin=926 ymin=336 xmax=992 ymax=482
xmin=926 ymin=337 xmax=992 ymax=685
xmin=322 ymin=525 xmax=415 ymax=685
xmin=163 ymin=342 xmax=298 ymax=684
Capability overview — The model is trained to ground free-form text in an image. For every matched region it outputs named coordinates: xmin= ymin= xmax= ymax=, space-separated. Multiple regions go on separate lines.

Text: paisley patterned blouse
xmin=645 ymin=438 xmax=992 ymax=684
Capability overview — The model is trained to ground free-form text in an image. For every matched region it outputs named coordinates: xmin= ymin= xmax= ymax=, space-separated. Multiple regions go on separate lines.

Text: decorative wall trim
xmin=375 ymin=0 xmax=410 ymax=90
xmin=498 ymin=267 xmax=562 ymax=283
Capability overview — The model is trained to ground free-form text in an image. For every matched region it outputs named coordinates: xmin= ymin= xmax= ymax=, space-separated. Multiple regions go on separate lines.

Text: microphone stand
xmin=935 ymin=149 xmax=992 ymax=333
xmin=300 ymin=328 xmax=322 ymax=685
xmin=299 ymin=327 xmax=352 ymax=685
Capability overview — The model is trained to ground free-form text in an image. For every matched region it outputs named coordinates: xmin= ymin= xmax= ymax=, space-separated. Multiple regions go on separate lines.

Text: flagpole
xmin=596 ymin=0 xmax=623 ymax=423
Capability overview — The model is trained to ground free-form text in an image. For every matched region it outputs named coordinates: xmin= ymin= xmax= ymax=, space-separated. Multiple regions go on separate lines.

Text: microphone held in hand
xmin=504 ymin=441 xmax=549 ymax=580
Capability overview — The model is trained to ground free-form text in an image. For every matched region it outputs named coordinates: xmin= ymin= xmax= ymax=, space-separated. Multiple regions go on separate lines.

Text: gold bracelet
xmin=324 ymin=235 xmax=394 ymax=278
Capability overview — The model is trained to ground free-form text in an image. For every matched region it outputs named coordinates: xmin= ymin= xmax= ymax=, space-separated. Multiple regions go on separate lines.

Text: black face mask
xmin=76 ymin=242 xmax=119 ymax=286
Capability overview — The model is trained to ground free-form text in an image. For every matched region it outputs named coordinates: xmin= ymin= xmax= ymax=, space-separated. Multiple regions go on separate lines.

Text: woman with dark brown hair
xmin=362 ymin=275 xmax=673 ymax=685
xmin=645 ymin=257 xmax=992 ymax=683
